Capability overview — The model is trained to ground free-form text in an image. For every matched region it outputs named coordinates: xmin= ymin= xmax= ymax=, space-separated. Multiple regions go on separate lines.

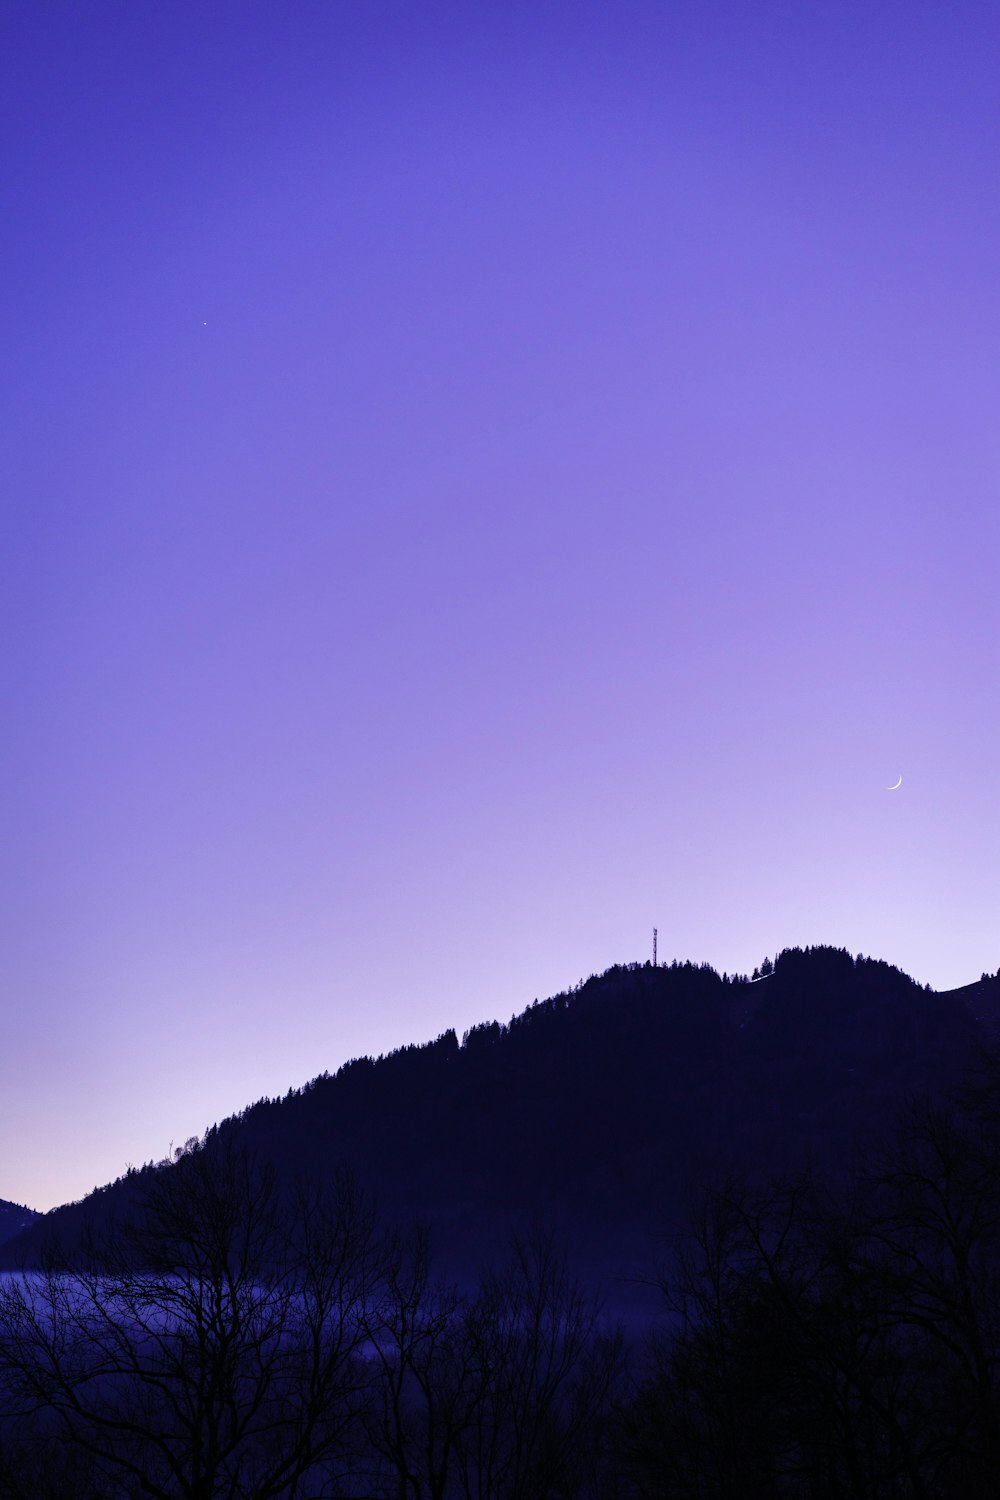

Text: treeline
xmin=0 ymin=1146 xmax=622 ymax=1500
xmin=4 ymin=1052 xmax=1000 ymax=1497
xmin=631 ymin=1059 xmax=1000 ymax=1498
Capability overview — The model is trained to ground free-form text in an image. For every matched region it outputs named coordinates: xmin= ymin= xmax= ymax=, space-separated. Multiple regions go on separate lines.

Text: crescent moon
xmin=887 ymin=775 xmax=902 ymax=791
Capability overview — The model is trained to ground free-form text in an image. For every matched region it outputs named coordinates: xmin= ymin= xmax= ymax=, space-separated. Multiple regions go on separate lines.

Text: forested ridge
xmin=2 ymin=946 xmax=1000 ymax=1495
xmin=2 ymin=946 xmax=992 ymax=1278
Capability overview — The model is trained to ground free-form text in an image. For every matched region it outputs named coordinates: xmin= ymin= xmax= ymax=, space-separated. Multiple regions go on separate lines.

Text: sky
xmin=3 ymin=0 xmax=999 ymax=1211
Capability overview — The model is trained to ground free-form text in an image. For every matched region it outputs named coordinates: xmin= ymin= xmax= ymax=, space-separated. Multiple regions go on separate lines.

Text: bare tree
xmin=457 ymin=1230 xmax=618 ymax=1500
xmin=0 ymin=1144 xmax=375 ymax=1499
xmin=635 ymin=1172 xmax=945 ymax=1500
xmin=362 ymin=1227 xmax=482 ymax=1500
xmin=854 ymin=1093 xmax=1000 ymax=1495
xmin=360 ymin=1227 xmax=620 ymax=1500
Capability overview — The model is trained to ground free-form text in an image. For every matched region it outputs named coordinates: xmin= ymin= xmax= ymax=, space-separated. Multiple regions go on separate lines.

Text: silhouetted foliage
xmin=622 ymin=1067 xmax=1000 ymax=1499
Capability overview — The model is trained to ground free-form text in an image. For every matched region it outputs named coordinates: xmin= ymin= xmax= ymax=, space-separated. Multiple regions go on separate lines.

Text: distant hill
xmin=3 ymin=947 xmax=994 ymax=1282
xmin=0 ymin=1198 xmax=39 ymax=1246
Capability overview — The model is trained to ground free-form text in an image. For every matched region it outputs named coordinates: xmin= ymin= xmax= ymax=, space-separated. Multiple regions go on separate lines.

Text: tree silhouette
xmin=0 ymin=1145 xmax=375 ymax=1499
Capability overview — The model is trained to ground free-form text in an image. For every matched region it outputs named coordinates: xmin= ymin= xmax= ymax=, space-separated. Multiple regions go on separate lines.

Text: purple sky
xmin=4 ymin=1 xmax=999 ymax=1211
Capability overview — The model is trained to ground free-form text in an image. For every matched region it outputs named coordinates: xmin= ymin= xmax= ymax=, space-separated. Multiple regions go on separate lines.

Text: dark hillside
xmin=0 ymin=1199 xmax=38 ymax=1246
xmin=722 ymin=947 xmax=984 ymax=1172
xmin=941 ymin=970 xmax=1000 ymax=1042
xmin=1 ymin=948 xmax=986 ymax=1280
xmin=229 ymin=958 xmax=731 ymax=1267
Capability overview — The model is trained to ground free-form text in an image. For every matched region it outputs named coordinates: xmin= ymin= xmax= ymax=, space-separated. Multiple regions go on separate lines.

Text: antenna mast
xmin=653 ymin=927 xmax=658 ymax=967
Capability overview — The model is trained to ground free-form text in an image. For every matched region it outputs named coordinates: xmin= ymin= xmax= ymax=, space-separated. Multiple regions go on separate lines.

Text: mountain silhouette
xmin=2 ymin=946 xmax=992 ymax=1283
